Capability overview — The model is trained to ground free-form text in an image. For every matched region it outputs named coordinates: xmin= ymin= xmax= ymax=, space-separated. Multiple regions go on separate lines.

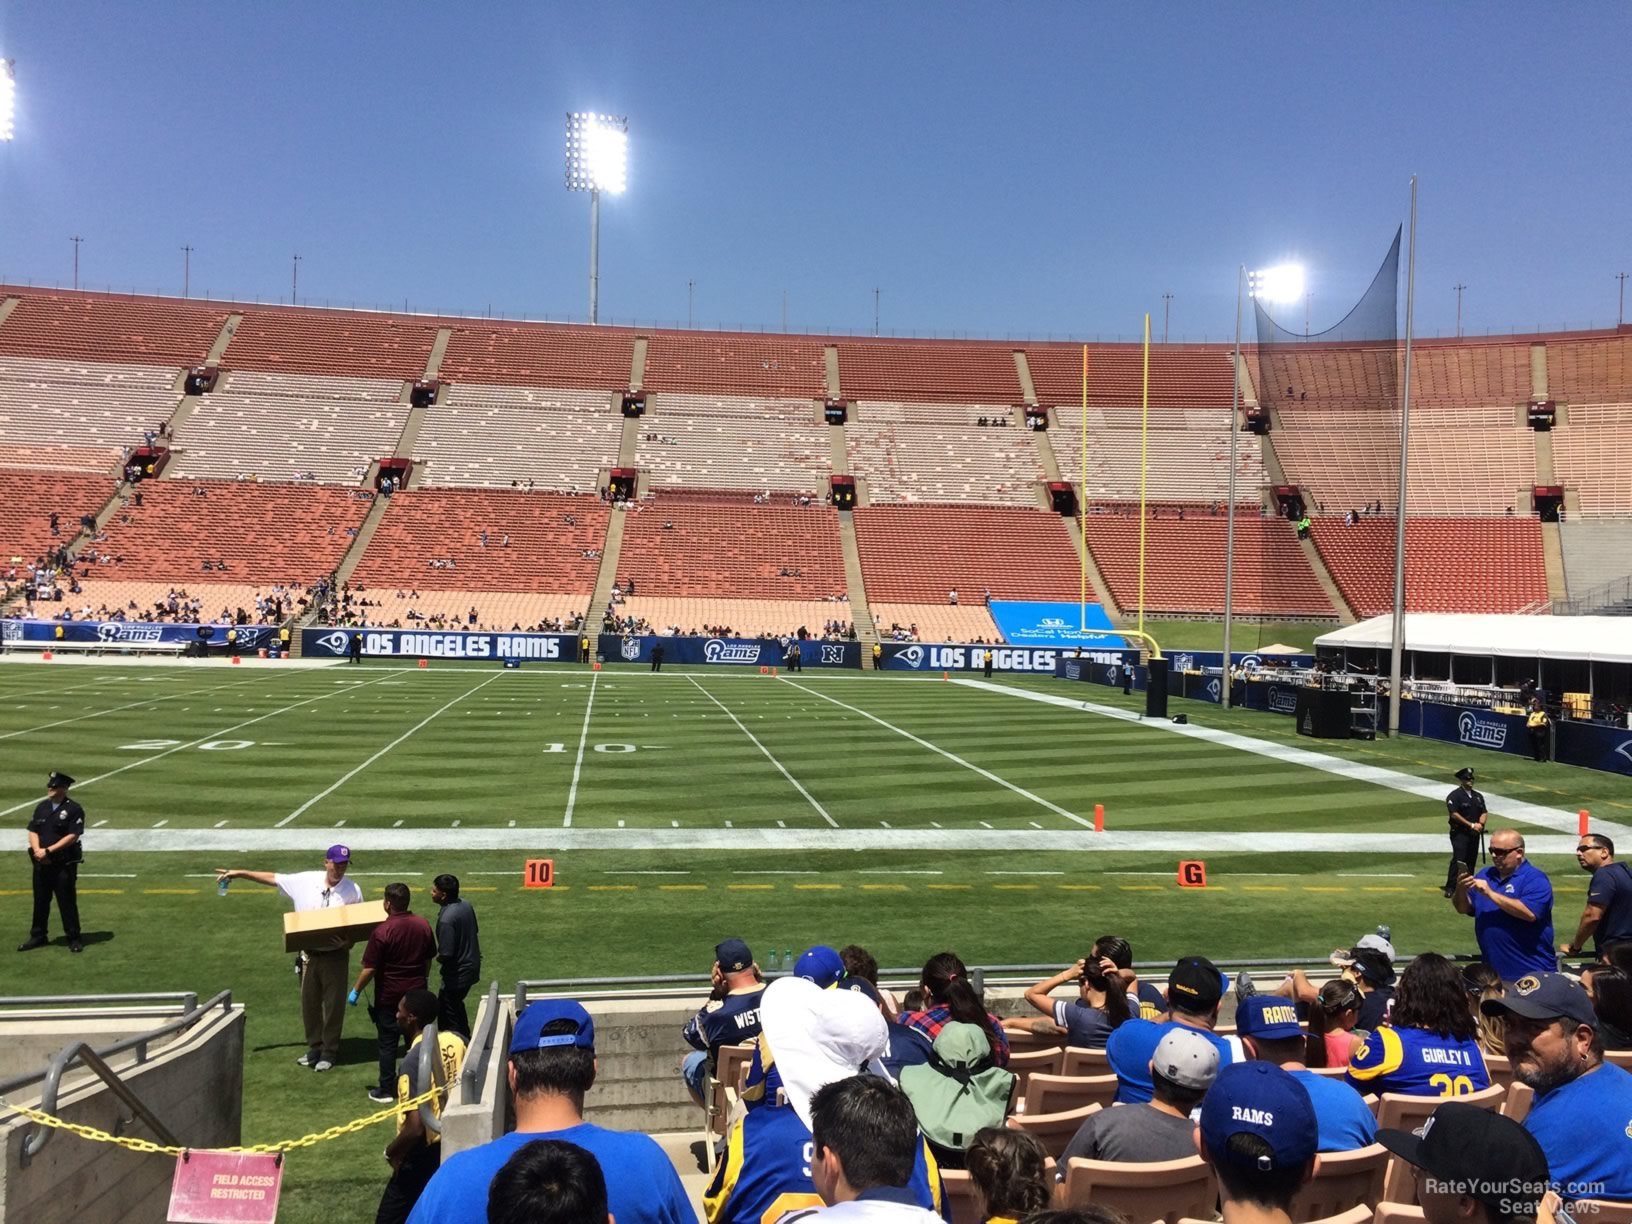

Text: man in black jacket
xmin=20 ymin=772 xmax=86 ymax=953
xmin=431 ymin=874 xmax=481 ymax=1038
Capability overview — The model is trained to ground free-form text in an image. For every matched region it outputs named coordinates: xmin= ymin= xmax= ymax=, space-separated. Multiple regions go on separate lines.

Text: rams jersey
xmin=1345 ymin=1024 xmax=1489 ymax=1097
xmin=703 ymin=1101 xmax=945 ymax=1224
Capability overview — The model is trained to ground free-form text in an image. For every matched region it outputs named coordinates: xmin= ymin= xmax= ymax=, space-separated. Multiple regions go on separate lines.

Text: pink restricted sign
xmin=167 ymin=1151 xmax=284 ymax=1223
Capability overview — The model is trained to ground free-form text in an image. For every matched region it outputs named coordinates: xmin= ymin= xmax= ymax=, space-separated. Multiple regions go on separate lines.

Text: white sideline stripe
xmin=952 ymin=679 xmax=1632 ymax=841
xmin=275 ymin=672 xmax=503 ymax=828
xmin=0 ymin=672 xmax=399 ymax=819
xmin=562 ymin=672 xmax=598 ymax=828
xmin=687 ymin=676 xmax=838 ymax=828
xmin=988 ymin=870 xmax=1065 ymax=875
xmin=0 ymin=672 xmax=269 ymax=741
xmin=783 ymin=679 xmax=1093 ymax=829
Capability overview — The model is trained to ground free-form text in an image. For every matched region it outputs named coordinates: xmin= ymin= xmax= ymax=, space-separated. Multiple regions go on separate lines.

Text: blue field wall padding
xmin=884 ymin=643 xmax=1097 ymax=674
xmin=3 ymin=618 xmax=275 ymax=648
xmin=986 ymin=601 xmax=1125 ymax=649
xmin=597 ymin=634 xmax=861 ymax=669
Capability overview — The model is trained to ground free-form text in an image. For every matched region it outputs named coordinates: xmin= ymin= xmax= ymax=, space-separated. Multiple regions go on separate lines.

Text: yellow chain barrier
xmin=0 ymin=1087 xmax=442 ymax=1157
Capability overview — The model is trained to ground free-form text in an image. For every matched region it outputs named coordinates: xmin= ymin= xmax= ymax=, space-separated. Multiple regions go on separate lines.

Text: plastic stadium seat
xmin=1005 ymin=1102 xmax=1100 ymax=1160
xmin=1056 ymin=1153 xmax=1217 ymax=1222
xmin=1289 ymin=1143 xmax=1389 ymax=1221
xmin=1023 ymin=1072 xmax=1120 ymax=1117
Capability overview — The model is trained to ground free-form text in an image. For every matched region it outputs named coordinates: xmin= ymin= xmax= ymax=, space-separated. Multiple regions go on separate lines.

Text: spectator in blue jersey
xmin=1236 ymin=997 xmax=1376 ymax=1152
xmin=1484 ymin=972 xmax=1632 ymax=1202
xmin=1452 ymin=829 xmax=1556 ymax=980
xmin=1009 ymin=937 xmax=1139 ymax=1047
xmin=406 ymin=999 xmax=693 ymax=1224
xmin=681 ymin=938 xmax=766 ymax=1107
xmin=1105 ymin=956 xmax=1242 ymax=1104
xmin=703 ymin=976 xmax=944 ymax=1223
xmin=898 ymin=951 xmax=1011 ymax=1066
xmin=1346 ymin=954 xmax=1490 ymax=1098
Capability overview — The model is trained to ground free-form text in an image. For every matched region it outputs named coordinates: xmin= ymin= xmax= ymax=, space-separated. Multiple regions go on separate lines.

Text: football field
xmin=5 ymin=656 xmax=1632 ymax=1223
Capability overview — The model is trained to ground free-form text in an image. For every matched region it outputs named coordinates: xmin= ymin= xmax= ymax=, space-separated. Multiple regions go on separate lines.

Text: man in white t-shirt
xmin=216 ymin=845 xmax=365 ymax=1071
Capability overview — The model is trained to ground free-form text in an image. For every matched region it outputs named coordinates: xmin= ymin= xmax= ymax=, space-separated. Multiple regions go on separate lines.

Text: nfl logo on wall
xmin=620 ymin=637 xmax=642 ymax=662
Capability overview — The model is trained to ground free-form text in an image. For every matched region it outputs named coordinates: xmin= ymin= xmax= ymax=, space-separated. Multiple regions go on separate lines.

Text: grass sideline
xmin=3 ymin=658 xmax=1629 ymax=1221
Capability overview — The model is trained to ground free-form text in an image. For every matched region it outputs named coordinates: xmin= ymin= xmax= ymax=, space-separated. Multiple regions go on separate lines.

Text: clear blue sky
xmin=0 ymin=3 xmax=1627 ymax=341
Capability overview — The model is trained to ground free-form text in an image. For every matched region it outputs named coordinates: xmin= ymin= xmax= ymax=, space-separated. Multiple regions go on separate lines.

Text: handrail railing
xmin=0 ymin=989 xmax=235 ymax=1161
xmin=459 ymin=982 xmax=502 ymax=1107
xmin=414 ymin=1020 xmax=444 ymax=1136
xmin=2 ymin=992 xmax=199 ymax=1013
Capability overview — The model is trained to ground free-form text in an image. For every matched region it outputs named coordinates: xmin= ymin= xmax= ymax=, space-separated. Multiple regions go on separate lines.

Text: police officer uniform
xmin=1444 ymin=766 xmax=1487 ymax=897
xmin=19 ymin=771 xmax=86 ymax=953
xmin=348 ymin=632 xmax=363 ymax=664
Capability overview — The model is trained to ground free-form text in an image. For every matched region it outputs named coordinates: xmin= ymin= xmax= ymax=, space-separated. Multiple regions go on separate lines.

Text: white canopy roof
xmin=1316 ymin=613 xmax=1632 ymax=665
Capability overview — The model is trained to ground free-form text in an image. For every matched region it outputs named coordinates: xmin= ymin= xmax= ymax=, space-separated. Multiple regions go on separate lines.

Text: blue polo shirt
xmin=1525 ymin=1061 xmax=1632 ymax=1201
xmin=1469 ymin=858 xmax=1555 ymax=980
xmin=1105 ymin=1018 xmax=1240 ymax=1104
xmin=1289 ymin=1069 xmax=1378 ymax=1152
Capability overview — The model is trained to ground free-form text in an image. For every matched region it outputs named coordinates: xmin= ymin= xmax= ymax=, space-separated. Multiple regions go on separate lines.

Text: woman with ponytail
xmin=899 ymin=951 xmax=1011 ymax=1065
xmin=1008 ymin=936 xmax=1136 ymax=1048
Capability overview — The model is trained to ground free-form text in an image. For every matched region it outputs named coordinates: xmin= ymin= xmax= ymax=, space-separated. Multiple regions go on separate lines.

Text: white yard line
xmin=687 ymin=676 xmax=837 ymax=828
xmin=0 ymin=672 xmax=399 ymax=819
xmin=562 ymin=672 xmax=599 ymax=828
xmin=0 ymin=672 xmax=271 ymax=741
xmin=953 ymin=678 xmax=1632 ymax=841
xmin=784 ymin=679 xmax=1093 ymax=829
xmin=276 ymin=672 xmax=504 ymax=828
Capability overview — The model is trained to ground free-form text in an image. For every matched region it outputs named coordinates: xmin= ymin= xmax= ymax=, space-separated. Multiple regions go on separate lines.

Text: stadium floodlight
xmin=565 ymin=112 xmax=628 ymax=324
xmin=0 ymin=60 xmax=16 ymax=143
xmin=1249 ymin=263 xmax=1305 ymax=306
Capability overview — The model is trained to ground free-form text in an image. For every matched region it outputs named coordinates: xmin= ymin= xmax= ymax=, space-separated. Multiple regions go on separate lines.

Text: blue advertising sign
xmin=1055 ymin=652 xmax=1143 ymax=690
xmin=599 ymin=635 xmax=860 ymax=669
xmin=3 ymin=618 xmax=271 ymax=647
xmin=882 ymin=643 xmax=1070 ymax=673
xmin=1557 ymin=721 xmax=1632 ymax=778
xmin=988 ymin=601 xmax=1125 ymax=649
xmin=302 ymin=628 xmax=576 ymax=661
xmin=1165 ymin=650 xmax=1317 ymax=674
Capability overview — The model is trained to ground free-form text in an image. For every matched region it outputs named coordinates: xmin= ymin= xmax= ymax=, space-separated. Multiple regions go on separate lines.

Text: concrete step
xmin=836 ymin=509 xmax=878 ymax=665
xmin=588 ymin=506 xmax=629 ymax=622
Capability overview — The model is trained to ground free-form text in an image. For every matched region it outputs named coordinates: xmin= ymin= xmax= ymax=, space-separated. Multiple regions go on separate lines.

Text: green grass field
xmin=3 ymin=656 xmax=1629 ymax=1221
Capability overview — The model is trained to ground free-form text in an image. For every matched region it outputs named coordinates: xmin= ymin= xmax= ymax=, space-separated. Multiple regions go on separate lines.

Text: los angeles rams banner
xmin=1403 ymin=699 xmax=1632 ymax=776
xmin=884 ymin=643 xmax=1093 ymax=674
xmin=303 ymin=628 xmax=575 ymax=660
xmin=3 ymin=619 xmax=272 ymax=648
xmin=599 ymin=635 xmax=861 ymax=669
xmin=987 ymin=601 xmax=1126 ymax=649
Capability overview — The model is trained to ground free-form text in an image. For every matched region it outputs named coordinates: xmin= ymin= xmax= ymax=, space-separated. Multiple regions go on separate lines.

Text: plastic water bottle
xmin=218 ymin=877 xmax=230 ymax=898
xmin=1376 ymin=924 xmax=1391 ymax=942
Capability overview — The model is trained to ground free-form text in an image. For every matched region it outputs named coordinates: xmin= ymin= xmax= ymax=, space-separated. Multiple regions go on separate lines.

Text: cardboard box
xmin=283 ymin=899 xmax=387 ymax=954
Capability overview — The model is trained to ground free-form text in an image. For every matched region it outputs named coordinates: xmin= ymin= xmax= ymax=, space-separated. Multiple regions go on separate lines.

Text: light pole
xmin=565 ymin=112 xmax=628 ymax=325
xmin=0 ymin=59 xmax=16 ymax=143
xmin=1454 ymin=283 xmax=1467 ymax=337
xmin=873 ymin=288 xmax=880 ymax=337
xmin=70 ymin=236 xmax=83 ymax=290
xmin=1162 ymin=293 xmax=1173 ymax=343
xmin=1618 ymin=272 xmax=1628 ymax=327
xmin=291 ymin=254 xmax=301 ymax=305
xmin=688 ymin=280 xmax=694 ymax=328
xmin=182 ymin=245 xmax=193 ymax=298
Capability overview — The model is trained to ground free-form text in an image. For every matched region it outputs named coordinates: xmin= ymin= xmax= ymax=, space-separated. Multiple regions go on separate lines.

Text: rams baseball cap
xmin=326 ymin=844 xmax=351 ymax=864
xmin=1200 ymin=1062 xmax=1318 ymax=1171
xmin=1480 ymin=972 xmax=1597 ymax=1029
xmin=794 ymin=945 xmax=846 ymax=989
xmin=510 ymin=999 xmax=596 ymax=1054
xmin=716 ymin=939 xmax=754 ymax=973
xmin=1237 ymin=997 xmax=1304 ymax=1042
xmin=1379 ymin=1103 xmax=1549 ymax=1218
xmin=1167 ymin=956 xmax=1225 ymax=1013
xmin=1151 ymin=1028 xmax=1221 ymax=1091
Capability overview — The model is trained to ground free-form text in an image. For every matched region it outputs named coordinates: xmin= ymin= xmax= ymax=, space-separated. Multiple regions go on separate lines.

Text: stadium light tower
xmin=565 ymin=112 xmax=628 ymax=325
xmin=1 ymin=59 xmax=17 ymax=143
xmin=1248 ymin=263 xmax=1305 ymax=306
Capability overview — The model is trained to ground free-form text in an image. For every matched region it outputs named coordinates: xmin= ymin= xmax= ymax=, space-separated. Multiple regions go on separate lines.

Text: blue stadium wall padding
xmin=303 ymin=628 xmax=577 ymax=660
xmin=4 ymin=619 xmax=273 ymax=647
xmin=884 ymin=643 xmax=1084 ymax=674
xmin=597 ymin=635 xmax=861 ymax=669
xmin=987 ymin=601 xmax=1125 ymax=649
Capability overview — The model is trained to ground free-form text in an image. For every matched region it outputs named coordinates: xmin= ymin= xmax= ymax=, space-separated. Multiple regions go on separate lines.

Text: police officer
xmin=1444 ymin=766 xmax=1488 ymax=897
xmin=349 ymin=631 xmax=363 ymax=664
xmin=651 ymin=642 xmax=664 ymax=673
xmin=19 ymin=771 xmax=86 ymax=953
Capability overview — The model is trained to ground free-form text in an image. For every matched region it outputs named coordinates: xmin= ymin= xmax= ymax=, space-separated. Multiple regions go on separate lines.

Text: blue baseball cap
xmin=510 ymin=1000 xmax=596 ymax=1054
xmin=1480 ymin=972 xmax=1597 ymax=1029
xmin=1200 ymin=1062 xmax=1318 ymax=1171
xmin=716 ymin=939 xmax=754 ymax=973
xmin=794 ymin=945 xmax=846 ymax=989
xmin=1237 ymin=997 xmax=1304 ymax=1042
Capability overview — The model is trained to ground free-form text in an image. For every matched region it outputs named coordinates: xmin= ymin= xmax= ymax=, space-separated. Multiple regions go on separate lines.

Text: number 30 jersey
xmin=1345 ymin=1024 xmax=1490 ymax=1097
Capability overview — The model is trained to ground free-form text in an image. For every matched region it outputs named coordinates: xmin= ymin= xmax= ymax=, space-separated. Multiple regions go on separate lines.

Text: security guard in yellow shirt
xmin=1525 ymin=698 xmax=1551 ymax=763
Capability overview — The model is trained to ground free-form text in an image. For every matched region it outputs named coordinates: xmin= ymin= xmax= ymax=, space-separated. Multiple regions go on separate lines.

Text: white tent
xmin=1315 ymin=614 xmax=1632 ymax=665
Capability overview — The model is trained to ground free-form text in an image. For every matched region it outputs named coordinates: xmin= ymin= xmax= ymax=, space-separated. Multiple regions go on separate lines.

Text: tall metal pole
xmin=1222 ymin=266 xmax=1243 ymax=709
xmin=182 ymin=245 xmax=193 ymax=298
xmin=1454 ymin=283 xmax=1466 ymax=337
xmin=1162 ymin=293 xmax=1173 ymax=343
xmin=1388 ymin=176 xmax=1419 ymax=736
xmin=1618 ymin=272 xmax=1628 ymax=327
xmin=70 ymin=236 xmax=83 ymax=290
xmin=292 ymin=253 xmax=301 ymax=305
xmin=688 ymin=280 xmax=694 ymax=328
xmin=873 ymin=288 xmax=880 ymax=337
xmin=588 ymin=188 xmax=600 ymax=324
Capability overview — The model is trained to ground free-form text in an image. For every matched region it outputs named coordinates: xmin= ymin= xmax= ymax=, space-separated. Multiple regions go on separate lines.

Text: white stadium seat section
xmin=1053 ymin=406 xmax=1265 ymax=504
xmin=847 ymin=402 xmax=1040 ymax=505
xmin=637 ymin=393 xmax=830 ymax=492
xmin=416 ymin=385 xmax=621 ymax=491
xmin=165 ymin=394 xmax=409 ymax=484
xmin=0 ymin=356 xmax=182 ymax=469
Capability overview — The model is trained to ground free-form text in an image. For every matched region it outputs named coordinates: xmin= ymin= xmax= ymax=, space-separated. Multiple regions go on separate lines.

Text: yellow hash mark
xmin=1302 ymin=886 xmax=1350 ymax=893
xmin=862 ymin=883 xmax=909 ymax=892
xmin=1242 ymin=886 xmax=1288 ymax=892
xmin=1057 ymin=884 xmax=1102 ymax=891
xmin=1363 ymin=886 xmax=1408 ymax=893
xmin=660 ymin=884 xmax=707 ymax=891
xmin=728 ymin=884 xmax=775 ymax=891
xmin=993 ymin=883 xmax=1039 ymax=891
xmin=589 ymin=885 xmax=637 ymax=891
xmin=1119 ymin=885 xmax=1163 ymax=891
xmin=795 ymin=883 xmax=843 ymax=891
xmin=462 ymin=886 xmax=498 ymax=892
xmin=143 ymin=888 xmax=198 ymax=895
xmin=79 ymin=888 xmax=126 ymax=895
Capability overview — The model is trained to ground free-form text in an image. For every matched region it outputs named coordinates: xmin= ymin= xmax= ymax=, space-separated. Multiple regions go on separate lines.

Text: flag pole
xmin=1137 ymin=314 xmax=1150 ymax=643
xmin=1388 ymin=176 xmax=1419 ymax=735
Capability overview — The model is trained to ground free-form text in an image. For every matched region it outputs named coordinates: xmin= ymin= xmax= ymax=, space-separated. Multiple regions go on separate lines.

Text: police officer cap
xmin=1455 ymin=767 xmax=1475 ymax=782
xmin=46 ymin=771 xmax=75 ymax=790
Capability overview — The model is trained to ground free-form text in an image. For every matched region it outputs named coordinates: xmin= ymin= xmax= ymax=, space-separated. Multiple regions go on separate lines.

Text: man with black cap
xmin=19 ymin=771 xmax=86 ymax=954
xmin=1444 ymin=767 xmax=1488 ymax=898
xmin=1378 ymin=1102 xmax=1550 ymax=1224
xmin=1105 ymin=955 xmax=1242 ymax=1104
xmin=680 ymin=937 xmax=765 ymax=1107
xmin=1482 ymin=972 xmax=1632 ymax=1201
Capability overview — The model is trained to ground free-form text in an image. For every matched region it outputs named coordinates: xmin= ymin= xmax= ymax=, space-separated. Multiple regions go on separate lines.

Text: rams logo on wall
xmin=317 ymin=631 xmax=350 ymax=654
xmin=898 ymin=645 xmax=925 ymax=667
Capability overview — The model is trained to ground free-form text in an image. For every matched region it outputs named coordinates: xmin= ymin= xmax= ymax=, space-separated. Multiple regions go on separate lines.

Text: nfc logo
xmin=1178 ymin=860 xmax=1208 ymax=889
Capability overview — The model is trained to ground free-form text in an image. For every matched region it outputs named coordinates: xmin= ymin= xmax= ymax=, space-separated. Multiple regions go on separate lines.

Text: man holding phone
xmin=1451 ymin=830 xmax=1555 ymax=980
xmin=1443 ymin=767 xmax=1487 ymax=898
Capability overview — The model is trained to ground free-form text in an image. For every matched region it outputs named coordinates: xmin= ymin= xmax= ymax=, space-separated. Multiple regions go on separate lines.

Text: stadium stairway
xmin=327 ymin=494 xmax=392 ymax=591
xmin=837 ymin=508 xmax=879 ymax=664
xmin=1259 ymin=425 xmax=1352 ymax=621
xmin=589 ymin=507 xmax=629 ymax=623
xmin=1030 ymin=413 xmax=1120 ymax=618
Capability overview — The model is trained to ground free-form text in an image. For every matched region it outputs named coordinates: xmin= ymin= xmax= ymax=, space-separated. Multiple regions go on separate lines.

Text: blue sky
xmin=0 ymin=3 xmax=1627 ymax=341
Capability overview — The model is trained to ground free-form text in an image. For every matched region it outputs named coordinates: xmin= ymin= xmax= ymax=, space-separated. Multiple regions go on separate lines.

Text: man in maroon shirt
xmin=350 ymin=882 xmax=437 ymax=1103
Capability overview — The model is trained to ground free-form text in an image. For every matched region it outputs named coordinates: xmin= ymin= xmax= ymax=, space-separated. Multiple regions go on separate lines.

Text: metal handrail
xmin=18 ymin=1043 xmax=180 ymax=1165
xmin=414 ymin=1021 xmax=445 ymax=1136
xmin=459 ymin=982 xmax=502 ymax=1107
xmin=3 ymin=989 xmax=235 ymax=1160
xmin=2 ymin=992 xmax=199 ymax=1012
